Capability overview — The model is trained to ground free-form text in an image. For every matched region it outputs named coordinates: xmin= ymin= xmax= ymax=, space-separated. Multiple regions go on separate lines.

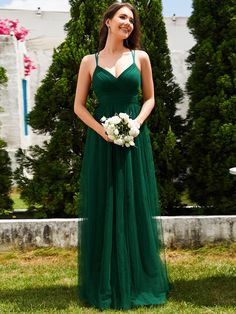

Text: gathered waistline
xmin=97 ymin=95 xmax=140 ymax=106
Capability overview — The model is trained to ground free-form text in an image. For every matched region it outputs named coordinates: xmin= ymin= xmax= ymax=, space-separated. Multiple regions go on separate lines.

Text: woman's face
xmin=107 ymin=6 xmax=134 ymax=40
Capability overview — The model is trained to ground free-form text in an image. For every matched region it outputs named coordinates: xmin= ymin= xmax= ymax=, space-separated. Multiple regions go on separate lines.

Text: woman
xmin=74 ymin=2 xmax=170 ymax=310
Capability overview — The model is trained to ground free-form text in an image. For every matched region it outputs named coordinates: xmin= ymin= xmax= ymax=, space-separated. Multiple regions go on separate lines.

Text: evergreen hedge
xmin=0 ymin=66 xmax=13 ymax=214
xmin=185 ymin=0 xmax=236 ymax=214
xmin=137 ymin=0 xmax=185 ymax=212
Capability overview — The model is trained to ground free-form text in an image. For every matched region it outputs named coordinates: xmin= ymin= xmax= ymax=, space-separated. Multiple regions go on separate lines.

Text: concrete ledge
xmin=161 ymin=215 xmax=236 ymax=248
xmin=0 ymin=216 xmax=236 ymax=250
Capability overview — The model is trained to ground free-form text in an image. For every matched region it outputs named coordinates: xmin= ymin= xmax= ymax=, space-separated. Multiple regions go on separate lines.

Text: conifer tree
xmin=0 ymin=66 xmax=13 ymax=214
xmin=135 ymin=0 xmax=185 ymax=212
xmin=14 ymin=0 xmax=113 ymax=217
xmin=185 ymin=0 xmax=236 ymax=213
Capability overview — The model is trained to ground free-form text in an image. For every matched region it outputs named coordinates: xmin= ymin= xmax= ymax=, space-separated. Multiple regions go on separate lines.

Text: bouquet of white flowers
xmin=100 ymin=112 xmax=140 ymax=147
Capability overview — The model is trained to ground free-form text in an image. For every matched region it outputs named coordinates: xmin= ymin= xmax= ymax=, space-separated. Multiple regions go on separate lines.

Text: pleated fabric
xmin=78 ymin=50 xmax=171 ymax=310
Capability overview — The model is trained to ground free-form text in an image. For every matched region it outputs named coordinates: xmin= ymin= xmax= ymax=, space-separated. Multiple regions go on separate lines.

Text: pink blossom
xmin=24 ymin=54 xmax=37 ymax=76
xmin=0 ymin=19 xmax=28 ymax=41
xmin=0 ymin=19 xmax=36 ymax=76
xmin=0 ymin=21 xmax=10 ymax=35
xmin=5 ymin=18 xmax=19 ymax=30
xmin=15 ymin=27 xmax=28 ymax=41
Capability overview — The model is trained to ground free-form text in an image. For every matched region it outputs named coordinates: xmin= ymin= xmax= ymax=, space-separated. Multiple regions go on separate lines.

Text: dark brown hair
xmin=98 ymin=2 xmax=141 ymax=51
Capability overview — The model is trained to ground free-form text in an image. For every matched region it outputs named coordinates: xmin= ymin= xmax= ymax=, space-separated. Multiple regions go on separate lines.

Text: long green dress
xmin=78 ymin=50 xmax=170 ymax=310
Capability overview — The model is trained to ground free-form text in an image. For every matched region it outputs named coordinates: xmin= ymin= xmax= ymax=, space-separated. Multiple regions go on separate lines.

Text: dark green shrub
xmin=184 ymin=0 xmax=236 ymax=214
xmin=0 ymin=66 xmax=13 ymax=215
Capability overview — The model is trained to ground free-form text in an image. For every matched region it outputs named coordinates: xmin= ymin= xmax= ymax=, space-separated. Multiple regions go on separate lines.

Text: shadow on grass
xmin=170 ymin=275 xmax=236 ymax=307
xmin=1 ymin=275 xmax=236 ymax=312
xmin=0 ymin=285 xmax=79 ymax=312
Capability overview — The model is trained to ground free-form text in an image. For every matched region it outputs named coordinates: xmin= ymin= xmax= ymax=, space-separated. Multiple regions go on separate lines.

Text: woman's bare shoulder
xmin=135 ymin=49 xmax=149 ymax=60
xmin=79 ymin=54 xmax=97 ymax=77
xmin=134 ymin=50 xmax=150 ymax=70
xmin=81 ymin=54 xmax=96 ymax=65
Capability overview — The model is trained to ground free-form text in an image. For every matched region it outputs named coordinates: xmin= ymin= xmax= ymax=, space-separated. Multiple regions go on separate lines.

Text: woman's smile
xmin=107 ymin=7 xmax=134 ymax=38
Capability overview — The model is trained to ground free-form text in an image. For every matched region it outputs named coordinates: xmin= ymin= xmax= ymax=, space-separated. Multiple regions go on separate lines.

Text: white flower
xmin=125 ymin=140 xmax=135 ymax=147
xmin=107 ymin=123 xmax=115 ymax=130
xmin=100 ymin=116 xmax=106 ymax=122
xmin=119 ymin=112 xmax=130 ymax=122
xmin=114 ymin=138 xmax=125 ymax=146
xmin=124 ymin=135 xmax=133 ymax=142
xmin=108 ymin=134 xmax=116 ymax=140
xmin=103 ymin=120 xmax=109 ymax=128
xmin=110 ymin=116 xmax=121 ymax=124
xmin=106 ymin=128 xmax=114 ymax=135
xmin=129 ymin=127 xmax=140 ymax=137
xmin=114 ymin=128 xmax=119 ymax=135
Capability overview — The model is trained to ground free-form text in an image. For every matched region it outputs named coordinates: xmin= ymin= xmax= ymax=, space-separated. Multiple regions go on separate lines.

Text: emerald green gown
xmin=78 ymin=50 xmax=170 ymax=310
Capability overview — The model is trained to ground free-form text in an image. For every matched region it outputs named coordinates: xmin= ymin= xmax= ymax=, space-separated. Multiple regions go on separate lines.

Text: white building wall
xmin=165 ymin=16 xmax=195 ymax=117
xmin=0 ymin=9 xmax=195 ymax=169
xmin=0 ymin=36 xmax=21 ymax=148
xmin=0 ymin=35 xmax=33 ymax=168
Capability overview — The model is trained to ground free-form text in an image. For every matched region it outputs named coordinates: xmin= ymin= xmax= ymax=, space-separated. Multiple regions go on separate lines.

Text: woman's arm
xmin=135 ymin=51 xmax=155 ymax=126
xmin=74 ymin=55 xmax=112 ymax=142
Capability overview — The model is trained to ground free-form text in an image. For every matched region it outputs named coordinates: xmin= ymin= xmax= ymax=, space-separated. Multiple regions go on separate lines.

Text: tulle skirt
xmin=78 ymin=102 xmax=170 ymax=310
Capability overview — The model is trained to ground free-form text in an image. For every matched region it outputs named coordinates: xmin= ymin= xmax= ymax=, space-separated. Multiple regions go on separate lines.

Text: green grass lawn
xmin=0 ymin=244 xmax=235 ymax=314
xmin=10 ymin=188 xmax=28 ymax=210
xmin=10 ymin=188 xmax=197 ymax=211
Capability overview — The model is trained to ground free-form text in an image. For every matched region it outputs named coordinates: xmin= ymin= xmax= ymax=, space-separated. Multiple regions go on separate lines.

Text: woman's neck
xmin=102 ymin=35 xmax=128 ymax=55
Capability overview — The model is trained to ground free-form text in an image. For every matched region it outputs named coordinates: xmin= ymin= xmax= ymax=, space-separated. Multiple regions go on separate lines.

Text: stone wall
xmin=0 ymin=216 xmax=235 ymax=250
xmin=162 ymin=216 xmax=236 ymax=248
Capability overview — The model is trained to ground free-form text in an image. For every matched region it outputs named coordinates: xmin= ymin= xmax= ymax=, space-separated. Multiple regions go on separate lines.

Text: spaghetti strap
xmin=95 ymin=53 xmax=98 ymax=66
xmin=131 ymin=50 xmax=135 ymax=63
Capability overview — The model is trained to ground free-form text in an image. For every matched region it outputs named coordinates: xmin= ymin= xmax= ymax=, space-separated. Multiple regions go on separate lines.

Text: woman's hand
xmin=99 ymin=125 xmax=113 ymax=142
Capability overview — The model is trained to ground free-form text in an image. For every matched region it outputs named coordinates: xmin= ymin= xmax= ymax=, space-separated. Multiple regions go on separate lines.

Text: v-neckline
xmin=96 ymin=63 xmax=135 ymax=80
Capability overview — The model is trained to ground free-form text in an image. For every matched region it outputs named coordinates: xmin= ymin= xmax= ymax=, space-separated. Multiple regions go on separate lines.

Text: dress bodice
xmin=92 ymin=50 xmax=141 ymax=105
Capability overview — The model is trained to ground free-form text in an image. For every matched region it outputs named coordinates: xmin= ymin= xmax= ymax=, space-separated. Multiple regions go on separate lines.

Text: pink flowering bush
xmin=24 ymin=55 xmax=37 ymax=76
xmin=0 ymin=19 xmax=36 ymax=76
xmin=0 ymin=19 xmax=28 ymax=41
